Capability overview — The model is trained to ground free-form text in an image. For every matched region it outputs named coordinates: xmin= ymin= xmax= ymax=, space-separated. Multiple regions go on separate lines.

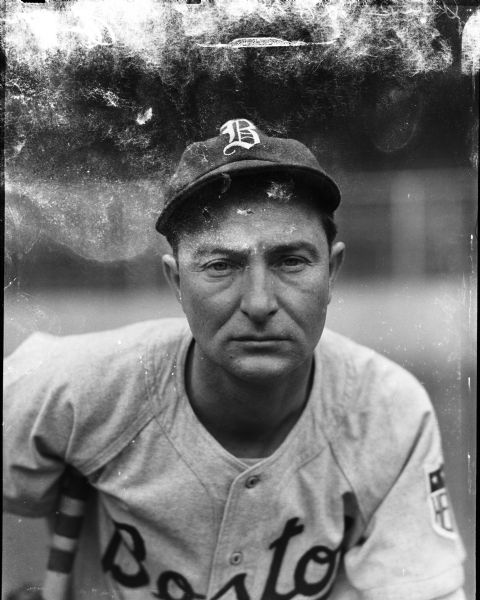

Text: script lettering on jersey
xmin=220 ymin=119 xmax=261 ymax=156
xmin=102 ymin=521 xmax=150 ymax=587
xmin=102 ymin=517 xmax=342 ymax=600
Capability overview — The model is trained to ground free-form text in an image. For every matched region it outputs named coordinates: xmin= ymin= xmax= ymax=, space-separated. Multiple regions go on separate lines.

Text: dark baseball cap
xmin=155 ymin=118 xmax=341 ymax=235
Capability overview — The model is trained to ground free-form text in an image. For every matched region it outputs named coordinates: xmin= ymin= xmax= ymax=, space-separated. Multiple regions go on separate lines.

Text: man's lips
xmin=231 ymin=336 xmax=289 ymax=342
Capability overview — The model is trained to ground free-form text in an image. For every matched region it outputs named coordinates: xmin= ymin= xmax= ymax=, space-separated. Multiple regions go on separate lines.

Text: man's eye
xmin=205 ymin=261 xmax=234 ymax=276
xmin=278 ymin=256 xmax=308 ymax=271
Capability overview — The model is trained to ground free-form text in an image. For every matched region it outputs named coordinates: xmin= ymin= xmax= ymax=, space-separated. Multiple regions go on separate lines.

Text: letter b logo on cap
xmin=220 ymin=119 xmax=261 ymax=156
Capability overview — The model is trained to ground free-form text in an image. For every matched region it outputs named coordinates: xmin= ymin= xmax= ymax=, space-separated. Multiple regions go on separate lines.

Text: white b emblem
xmin=220 ymin=119 xmax=260 ymax=156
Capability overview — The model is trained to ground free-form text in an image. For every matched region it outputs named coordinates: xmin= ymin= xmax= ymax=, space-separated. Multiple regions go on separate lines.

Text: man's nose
xmin=240 ymin=264 xmax=278 ymax=322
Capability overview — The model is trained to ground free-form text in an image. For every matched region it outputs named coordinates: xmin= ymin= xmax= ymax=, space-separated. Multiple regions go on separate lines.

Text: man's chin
xmin=223 ymin=355 xmax=302 ymax=384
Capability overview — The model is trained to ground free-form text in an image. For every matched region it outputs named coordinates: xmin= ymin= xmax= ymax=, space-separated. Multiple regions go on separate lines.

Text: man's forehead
xmin=178 ymin=200 xmax=326 ymax=258
xmin=189 ymin=196 xmax=322 ymax=231
xmin=169 ymin=177 xmax=333 ymax=256
xmin=192 ymin=185 xmax=322 ymax=223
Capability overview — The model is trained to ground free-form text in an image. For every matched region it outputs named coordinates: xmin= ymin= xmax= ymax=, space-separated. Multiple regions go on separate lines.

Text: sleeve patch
xmin=425 ymin=464 xmax=457 ymax=539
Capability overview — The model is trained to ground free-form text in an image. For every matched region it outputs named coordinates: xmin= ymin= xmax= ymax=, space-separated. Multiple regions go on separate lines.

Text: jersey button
xmin=230 ymin=551 xmax=243 ymax=566
xmin=245 ymin=475 xmax=260 ymax=488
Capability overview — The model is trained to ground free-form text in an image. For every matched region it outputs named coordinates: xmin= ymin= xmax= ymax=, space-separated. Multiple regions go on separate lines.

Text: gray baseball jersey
xmin=3 ymin=319 xmax=466 ymax=599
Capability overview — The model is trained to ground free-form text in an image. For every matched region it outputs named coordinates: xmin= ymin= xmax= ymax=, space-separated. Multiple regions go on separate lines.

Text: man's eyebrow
xmin=192 ymin=242 xmax=321 ymax=259
xmin=268 ymin=242 xmax=320 ymax=257
xmin=192 ymin=246 xmax=246 ymax=259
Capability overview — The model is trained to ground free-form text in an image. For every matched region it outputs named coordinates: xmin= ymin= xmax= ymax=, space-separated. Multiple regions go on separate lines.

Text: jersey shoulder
xmin=317 ymin=328 xmax=431 ymax=415
xmin=315 ymin=329 xmax=436 ymax=519
xmin=4 ymin=318 xmax=190 ymax=474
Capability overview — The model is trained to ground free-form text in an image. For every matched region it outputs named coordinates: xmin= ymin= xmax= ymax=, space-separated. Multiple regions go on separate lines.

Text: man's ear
xmin=162 ymin=254 xmax=182 ymax=304
xmin=328 ymin=241 xmax=345 ymax=303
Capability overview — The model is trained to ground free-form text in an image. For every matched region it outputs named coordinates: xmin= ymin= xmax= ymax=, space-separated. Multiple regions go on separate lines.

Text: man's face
xmin=163 ymin=187 xmax=344 ymax=383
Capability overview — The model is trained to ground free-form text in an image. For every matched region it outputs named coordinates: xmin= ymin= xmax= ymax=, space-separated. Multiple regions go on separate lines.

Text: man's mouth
xmin=232 ymin=336 xmax=288 ymax=342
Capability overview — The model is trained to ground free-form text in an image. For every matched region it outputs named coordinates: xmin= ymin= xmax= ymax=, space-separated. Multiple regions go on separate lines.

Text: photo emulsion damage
xmin=3 ymin=1 xmax=477 ymax=600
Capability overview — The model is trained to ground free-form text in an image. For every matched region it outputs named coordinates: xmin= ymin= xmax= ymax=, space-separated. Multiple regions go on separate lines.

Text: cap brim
xmin=156 ymin=159 xmax=341 ymax=235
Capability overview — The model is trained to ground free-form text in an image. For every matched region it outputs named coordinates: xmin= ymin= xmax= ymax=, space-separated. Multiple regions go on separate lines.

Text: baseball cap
xmin=155 ymin=118 xmax=341 ymax=235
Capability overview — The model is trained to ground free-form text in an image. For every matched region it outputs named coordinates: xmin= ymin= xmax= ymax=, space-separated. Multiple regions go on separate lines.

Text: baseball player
xmin=4 ymin=119 xmax=466 ymax=600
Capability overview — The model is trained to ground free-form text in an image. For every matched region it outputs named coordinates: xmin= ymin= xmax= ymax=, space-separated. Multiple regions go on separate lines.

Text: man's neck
xmin=185 ymin=343 xmax=314 ymax=459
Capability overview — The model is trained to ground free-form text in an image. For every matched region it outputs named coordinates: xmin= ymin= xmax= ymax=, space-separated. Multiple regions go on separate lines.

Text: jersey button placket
xmin=245 ymin=475 xmax=260 ymax=489
xmin=229 ymin=550 xmax=243 ymax=566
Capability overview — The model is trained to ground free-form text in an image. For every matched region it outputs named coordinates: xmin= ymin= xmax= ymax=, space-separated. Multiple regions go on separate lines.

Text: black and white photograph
xmin=2 ymin=1 xmax=477 ymax=599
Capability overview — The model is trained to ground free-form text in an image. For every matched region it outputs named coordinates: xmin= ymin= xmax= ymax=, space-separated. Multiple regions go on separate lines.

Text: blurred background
xmin=3 ymin=0 xmax=477 ymax=598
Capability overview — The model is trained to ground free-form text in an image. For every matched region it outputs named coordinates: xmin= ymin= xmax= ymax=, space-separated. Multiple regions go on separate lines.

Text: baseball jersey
xmin=3 ymin=319 xmax=466 ymax=600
